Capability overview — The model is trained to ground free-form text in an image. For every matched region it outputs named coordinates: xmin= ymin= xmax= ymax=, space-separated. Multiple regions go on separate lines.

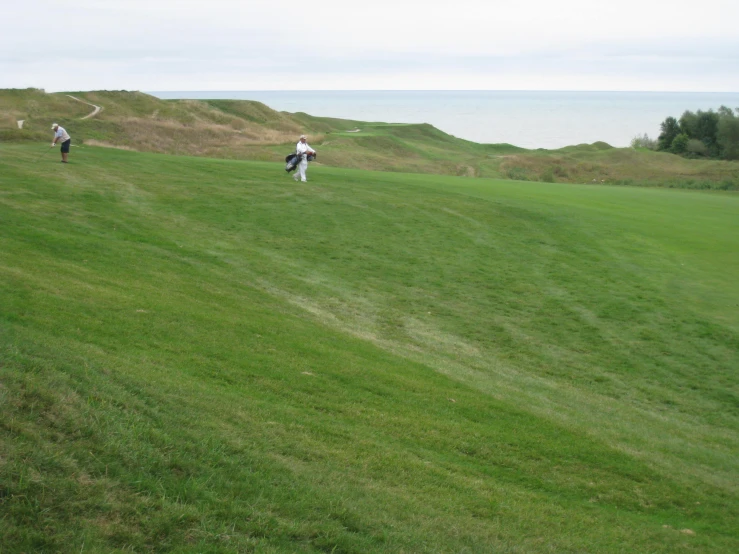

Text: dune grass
xmin=1 ymin=144 xmax=738 ymax=552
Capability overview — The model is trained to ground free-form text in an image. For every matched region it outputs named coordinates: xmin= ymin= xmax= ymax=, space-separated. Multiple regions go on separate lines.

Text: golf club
xmin=35 ymin=145 xmax=54 ymax=162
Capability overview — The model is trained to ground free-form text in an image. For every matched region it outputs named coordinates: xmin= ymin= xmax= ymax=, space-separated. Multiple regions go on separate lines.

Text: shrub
xmin=671 ymin=133 xmax=690 ymax=154
xmin=506 ymin=167 xmax=530 ymax=181
xmin=630 ymin=133 xmax=657 ymax=150
xmin=686 ymin=139 xmax=708 ymax=156
xmin=541 ymin=168 xmax=555 ymax=183
xmin=553 ymin=165 xmax=569 ymax=178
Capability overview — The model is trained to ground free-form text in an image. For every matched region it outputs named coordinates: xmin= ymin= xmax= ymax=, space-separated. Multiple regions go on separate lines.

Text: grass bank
xmin=1 ymin=144 xmax=738 ymax=552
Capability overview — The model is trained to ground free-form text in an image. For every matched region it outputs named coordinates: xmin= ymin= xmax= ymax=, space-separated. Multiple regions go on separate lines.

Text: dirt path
xmin=66 ymin=95 xmax=102 ymax=119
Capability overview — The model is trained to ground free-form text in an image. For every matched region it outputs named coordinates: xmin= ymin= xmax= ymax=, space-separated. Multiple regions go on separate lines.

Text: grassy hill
xmin=2 ymin=88 xmax=739 ymax=189
xmin=1 ymin=144 xmax=738 ymax=552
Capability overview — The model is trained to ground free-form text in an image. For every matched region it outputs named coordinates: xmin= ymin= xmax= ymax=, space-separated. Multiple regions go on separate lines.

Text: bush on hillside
xmin=655 ymin=106 xmax=739 ymax=160
xmin=630 ymin=133 xmax=656 ymax=150
xmin=670 ymin=133 xmax=690 ymax=154
xmin=686 ymin=139 xmax=708 ymax=157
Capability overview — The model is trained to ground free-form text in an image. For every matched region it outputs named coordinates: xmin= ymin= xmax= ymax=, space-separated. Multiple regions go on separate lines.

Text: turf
xmin=1 ymin=144 xmax=738 ymax=552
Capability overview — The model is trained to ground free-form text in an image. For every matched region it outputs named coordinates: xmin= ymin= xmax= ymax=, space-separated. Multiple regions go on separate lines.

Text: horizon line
xmin=144 ymin=89 xmax=739 ymax=94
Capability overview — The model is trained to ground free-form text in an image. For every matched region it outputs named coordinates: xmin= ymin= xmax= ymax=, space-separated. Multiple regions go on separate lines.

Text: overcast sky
xmin=3 ymin=0 xmax=739 ymax=92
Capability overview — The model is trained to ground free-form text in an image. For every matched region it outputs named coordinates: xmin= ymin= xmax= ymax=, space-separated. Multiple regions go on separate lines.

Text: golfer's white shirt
xmin=296 ymin=141 xmax=314 ymax=158
xmin=54 ymin=126 xmax=71 ymax=142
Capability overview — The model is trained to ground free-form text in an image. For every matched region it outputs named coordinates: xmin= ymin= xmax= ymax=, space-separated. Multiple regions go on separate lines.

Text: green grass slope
xmin=2 ymin=88 xmax=739 ymax=189
xmin=1 ymin=145 xmax=739 ymax=552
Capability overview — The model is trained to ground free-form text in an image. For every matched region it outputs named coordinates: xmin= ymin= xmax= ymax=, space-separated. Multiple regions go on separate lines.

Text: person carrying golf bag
xmin=292 ymin=134 xmax=316 ymax=182
xmin=51 ymin=123 xmax=71 ymax=163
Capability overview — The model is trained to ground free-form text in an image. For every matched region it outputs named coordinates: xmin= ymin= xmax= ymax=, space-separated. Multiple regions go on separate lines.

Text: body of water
xmin=150 ymin=91 xmax=739 ymax=149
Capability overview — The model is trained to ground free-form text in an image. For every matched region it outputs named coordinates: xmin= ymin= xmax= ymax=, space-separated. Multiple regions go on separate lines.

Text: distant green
xmin=1 ymin=144 xmax=738 ymax=553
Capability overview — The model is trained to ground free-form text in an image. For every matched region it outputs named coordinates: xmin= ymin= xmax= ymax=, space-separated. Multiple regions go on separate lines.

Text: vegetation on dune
xmin=635 ymin=106 xmax=739 ymax=161
xmin=0 ymin=145 xmax=738 ymax=552
xmin=2 ymin=88 xmax=739 ymax=189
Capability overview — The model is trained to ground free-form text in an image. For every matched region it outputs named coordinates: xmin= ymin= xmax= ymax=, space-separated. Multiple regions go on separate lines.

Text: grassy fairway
xmin=1 ymin=144 xmax=738 ymax=553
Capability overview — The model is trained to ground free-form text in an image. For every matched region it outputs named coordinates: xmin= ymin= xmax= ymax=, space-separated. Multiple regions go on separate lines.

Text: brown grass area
xmin=497 ymin=150 xmax=739 ymax=185
xmin=1 ymin=114 xmax=19 ymax=129
xmin=112 ymin=118 xmax=308 ymax=156
xmin=84 ymin=140 xmax=135 ymax=151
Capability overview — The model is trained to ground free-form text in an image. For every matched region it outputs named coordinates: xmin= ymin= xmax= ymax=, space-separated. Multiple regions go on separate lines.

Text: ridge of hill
xmin=2 ymin=87 xmax=738 ymax=189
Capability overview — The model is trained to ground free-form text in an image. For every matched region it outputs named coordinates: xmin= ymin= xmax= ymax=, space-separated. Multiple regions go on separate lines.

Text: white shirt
xmin=296 ymin=141 xmax=314 ymax=157
xmin=54 ymin=126 xmax=71 ymax=142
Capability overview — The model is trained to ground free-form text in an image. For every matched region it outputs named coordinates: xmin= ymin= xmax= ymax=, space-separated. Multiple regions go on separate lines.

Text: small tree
xmin=679 ymin=110 xmax=698 ymax=137
xmin=671 ymin=133 xmax=690 ymax=154
xmin=658 ymin=117 xmax=681 ymax=151
xmin=695 ymin=110 xmax=720 ymax=151
xmin=630 ymin=133 xmax=656 ymax=149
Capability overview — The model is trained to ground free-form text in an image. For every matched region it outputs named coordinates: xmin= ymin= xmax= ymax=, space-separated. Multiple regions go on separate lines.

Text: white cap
xmin=51 ymin=123 xmax=58 ymax=129
xmin=300 ymin=134 xmax=307 ymax=139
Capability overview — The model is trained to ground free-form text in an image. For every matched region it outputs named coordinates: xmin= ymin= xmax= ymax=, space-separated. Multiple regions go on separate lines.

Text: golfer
xmin=294 ymin=135 xmax=316 ymax=182
xmin=51 ymin=123 xmax=71 ymax=163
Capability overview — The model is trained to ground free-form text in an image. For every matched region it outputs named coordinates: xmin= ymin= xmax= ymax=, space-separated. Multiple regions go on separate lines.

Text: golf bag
xmin=285 ymin=153 xmax=299 ymax=173
xmin=285 ymin=152 xmax=317 ymax=172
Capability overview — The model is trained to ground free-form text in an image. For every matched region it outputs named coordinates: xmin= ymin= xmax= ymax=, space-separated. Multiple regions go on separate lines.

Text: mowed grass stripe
xmin=1 ymin=145 xmax=738 ymax=552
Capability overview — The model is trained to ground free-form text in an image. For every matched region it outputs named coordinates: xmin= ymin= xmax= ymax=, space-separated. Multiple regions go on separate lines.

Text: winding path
xmin=66 ymin=94 xmax=103 ymax=119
